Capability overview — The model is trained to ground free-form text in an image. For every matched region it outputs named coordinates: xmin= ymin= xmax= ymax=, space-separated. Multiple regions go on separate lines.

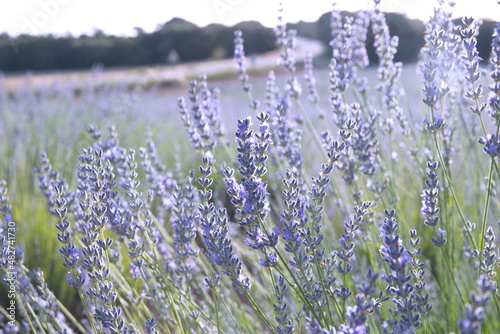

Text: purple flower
xmin=380 ymin=209 xmax=421 ymax=331
xmin=421 ymin=161 xmax=440 ymax=227
xmin=459 ymin=275 xmax=494 ymax=333
xmin=478 ymin=134 xmax=500 ymax=157
xmin=233 ymin=30 xmax=252 ymax=93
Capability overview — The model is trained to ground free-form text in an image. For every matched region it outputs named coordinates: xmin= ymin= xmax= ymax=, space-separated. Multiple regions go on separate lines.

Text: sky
xmin=1 ymin=0 xmax=499 ymax=37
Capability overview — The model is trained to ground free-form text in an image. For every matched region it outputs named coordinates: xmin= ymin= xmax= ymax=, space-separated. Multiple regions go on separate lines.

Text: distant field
xmin=1 ymin=60 xmax=425 ymax=139
xmin=1 ymin=37 xmax=324 ymax=90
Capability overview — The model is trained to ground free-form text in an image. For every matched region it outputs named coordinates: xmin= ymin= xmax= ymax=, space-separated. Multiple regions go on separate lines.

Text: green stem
xmin=214 ymin=289 xmax=221 ymax=333
xmin=73 ymin=268 xmax=102 ymax=334
xmin=313 ymin=251 xmax=335 ymax=326
xmin=342 ymin=273 xmax=346 ymax=321
xmin=218 ymin=287 xmax=246 ymax=333
xmin=474 ymin=86 xmax=500 ymax=181
xmin=244 ymin=292 xmax=278 ymax=334
xmin=438 ymin=245 xmax=465 ymax=304
xmin=479 ymin=159 xmax=495 ymax=251
xmin=255 ymin=214 xmax=327 ymax=327
xmin=138 ymin=265 xmax=172 ymax=334
xmin=51 ymin=290 xmax=88 ymax=333
xmin=273 ymin=251 xmax=328 ymax=328
xmin=432 ymin=133 xmax=477 ymax=250
xmin=140 ymin=237 xmax=183 ymax=333
xmin=16 ymin=295 xmax=42 ymax=334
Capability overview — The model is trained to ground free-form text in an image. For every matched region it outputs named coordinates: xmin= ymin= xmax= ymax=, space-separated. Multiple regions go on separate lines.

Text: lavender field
xmin=1 ymin=1 xmax=500 ymax=333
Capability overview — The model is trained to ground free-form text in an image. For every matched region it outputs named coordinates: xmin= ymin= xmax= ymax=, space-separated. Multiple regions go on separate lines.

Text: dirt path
xmin=1 ymin=37 xmax=324 ymax=90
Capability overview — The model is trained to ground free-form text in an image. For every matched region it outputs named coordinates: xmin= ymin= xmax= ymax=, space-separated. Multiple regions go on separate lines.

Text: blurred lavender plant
xmin=489 ymin=23 xmax=500 ymax=120
xmin=458 ymin=275 xmax=494 ymax=333
xmin=371 ymin=0 xmax=408 ymax=135
xmin=178 ymin=76 xmax=226 ymax=158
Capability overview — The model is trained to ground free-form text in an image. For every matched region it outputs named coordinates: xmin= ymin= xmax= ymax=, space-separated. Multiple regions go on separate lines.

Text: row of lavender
xmin=1 ymin=0 xmax=500 ymax=333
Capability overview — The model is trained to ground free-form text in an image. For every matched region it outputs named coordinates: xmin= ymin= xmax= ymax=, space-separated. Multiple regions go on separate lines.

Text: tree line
xmin=0 ymin=19 xmax=275 ymax=72
xmin=290 ymin=12 xmax=496 ymax=64
xmin=0 ymin=12 xmax=496 ymax=73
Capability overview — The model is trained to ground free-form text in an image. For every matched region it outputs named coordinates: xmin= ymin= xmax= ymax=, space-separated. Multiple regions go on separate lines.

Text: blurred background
xmin=0 ymin=0 xmax=499 ymax=88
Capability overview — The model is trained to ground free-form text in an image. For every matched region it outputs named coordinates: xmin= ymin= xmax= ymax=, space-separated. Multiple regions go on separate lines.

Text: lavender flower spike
xmin=458 ymin=275 xmax=494 ymax=333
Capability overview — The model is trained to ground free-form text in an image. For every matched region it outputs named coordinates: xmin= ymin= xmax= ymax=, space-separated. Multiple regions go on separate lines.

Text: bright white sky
xmin=1 ymin=0 xmax=499 ymax=37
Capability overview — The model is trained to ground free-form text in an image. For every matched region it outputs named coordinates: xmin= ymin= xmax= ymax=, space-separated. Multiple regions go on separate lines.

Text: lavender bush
xmin=1 ymin=0 xmax=500 ymax=333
